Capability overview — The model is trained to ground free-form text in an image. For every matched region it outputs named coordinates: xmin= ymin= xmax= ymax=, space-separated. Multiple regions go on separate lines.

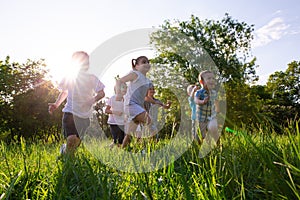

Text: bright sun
xmin=48 ymin=60 xmax=81 ymax=85
xmin=47 ymin=49 xmax=154 ymax=97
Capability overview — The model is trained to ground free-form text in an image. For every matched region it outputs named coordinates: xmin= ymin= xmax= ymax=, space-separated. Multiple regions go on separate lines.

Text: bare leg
xmin=206 ymin=118 xmax=219 ymax=146
xmin=199 ymin=119 xmax=218 ymax=158
xmin=121 ymin=134 xmax=131 ymax=148
xmin=66 ymin=135 xmax=81 ymax=155
xmin=122 ymin=112 xmax=151 ymax=148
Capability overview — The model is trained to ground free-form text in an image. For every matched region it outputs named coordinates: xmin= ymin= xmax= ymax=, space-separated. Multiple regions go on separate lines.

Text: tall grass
xmin=0 ymin=121 xmax=299 ymax=199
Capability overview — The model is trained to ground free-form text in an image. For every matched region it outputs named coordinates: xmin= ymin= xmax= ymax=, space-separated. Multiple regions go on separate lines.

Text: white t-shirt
xmin=106 ymin=95 xmax=125 ymax=125
xmin=59 ymin=70 xmax=105 ymax=118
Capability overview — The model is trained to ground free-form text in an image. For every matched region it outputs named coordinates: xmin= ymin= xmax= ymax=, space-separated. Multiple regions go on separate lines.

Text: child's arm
xmin=151 ymin=98 xmax=172 ymax=109
xmin=105 ymin=104 xmax=122 ymax=116
xmin=85 ymin=89 xmax=105 ymax=107
xmin=105 ymin=104 xmax=112 ymax=114
xmin=115 ymin=72 xmax=137 ymax=101
xmin=48 ymin=90 xmax=68 ymax=114
xmin=194 ymin=94 xmax=209 ymax=105
xmin=162 ymin=100 xmax=171 ymax=109
xmin=144 ymin=96 xmax=158 ymax=104
xmin=94 ymin=90 xmax=105 ymax=102
xmin=191 ymin=85 xmax=199 ymax=98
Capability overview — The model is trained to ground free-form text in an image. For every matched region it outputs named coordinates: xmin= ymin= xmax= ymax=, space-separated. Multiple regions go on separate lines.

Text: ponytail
xmin=131 ymin=56 xmax=148 ymax=69
xmin=131 ymin=59 xmax=137 ymax=69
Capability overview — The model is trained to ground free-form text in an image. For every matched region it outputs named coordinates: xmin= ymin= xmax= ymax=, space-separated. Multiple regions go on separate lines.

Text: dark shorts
xmin=109 ymin=124 xmax=125 ymax=144
xmin=62 ymin=112 xmax=90 ymax=139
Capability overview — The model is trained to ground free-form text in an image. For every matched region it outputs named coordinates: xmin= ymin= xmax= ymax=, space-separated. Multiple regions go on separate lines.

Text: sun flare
xmin=48 ymin=61 xmax=81 ymax=85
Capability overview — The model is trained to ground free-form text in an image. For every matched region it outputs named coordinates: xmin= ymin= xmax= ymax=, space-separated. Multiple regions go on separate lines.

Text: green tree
xmin=259 ymin=60 xmax=300 ymax=132
xmin=11 ymin=81 xmax=62 ymax=141
xmin=150 ymin=13 xmax=258 ymax=84
xmin=149 ymin=13 xmax=259 ymax=129
xmin=0 ymin=56 xmax=61 ymax=141
xmin=266 ymin=61 xmax=300 ymax=105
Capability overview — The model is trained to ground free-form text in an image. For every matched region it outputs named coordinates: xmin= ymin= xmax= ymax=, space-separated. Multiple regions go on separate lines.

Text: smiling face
xmin=120 ymin=83 xmax=127 ymax=95
xmin=147 ymin=86 xmax=155 ymax=97
xmin=134 ymin=56 xmax=151 ymax=74
xmin=199 ymin=71 xmax=216 ymax=90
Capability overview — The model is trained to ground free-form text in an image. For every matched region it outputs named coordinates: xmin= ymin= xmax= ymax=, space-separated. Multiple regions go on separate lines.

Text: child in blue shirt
xmin=187 ymin=84 xmax=199 ymax=143
xmin=195 ymin=70 xmax=220 ymax=156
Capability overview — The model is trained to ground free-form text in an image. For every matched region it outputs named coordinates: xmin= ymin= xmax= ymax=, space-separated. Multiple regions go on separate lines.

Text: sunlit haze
xmin=1 ymin=0 xmax=300 ymax=93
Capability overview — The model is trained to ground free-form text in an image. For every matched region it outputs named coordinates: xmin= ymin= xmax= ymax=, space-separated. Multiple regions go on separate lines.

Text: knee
xmin=67 ymin=135 xmax=81 ymax=148
xmin=209 ymin=125 xmax=218 ymax=133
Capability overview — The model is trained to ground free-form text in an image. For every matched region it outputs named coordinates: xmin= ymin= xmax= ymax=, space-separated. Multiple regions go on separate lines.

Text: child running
xmin=48 ymin=51 xmax=105 ymax=155
xmin=115 ymin=56 xmax=153 ymax=148
xmin=144 ymin=85 xmax=171 ymax=140
xmin=194 ymin=70 xmax=220 ymax=157
xmin=187 ymin=84 xmax=199 ymax=143
xmin=105 ymin=83 xmax=127 ymax=148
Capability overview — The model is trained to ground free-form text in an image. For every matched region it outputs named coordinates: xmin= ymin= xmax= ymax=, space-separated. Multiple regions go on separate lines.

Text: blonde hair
xmin=187 ymin=85 xmax=195 ymax=96
xmin=198 ymin=70 xmax=214 ymax=83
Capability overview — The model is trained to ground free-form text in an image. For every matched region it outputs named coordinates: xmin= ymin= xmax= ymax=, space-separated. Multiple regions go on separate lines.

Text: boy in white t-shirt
xmin=48 ymin=51 xmax=105 ymax=155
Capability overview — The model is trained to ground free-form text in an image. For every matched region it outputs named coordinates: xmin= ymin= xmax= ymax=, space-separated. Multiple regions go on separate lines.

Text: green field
xmin=1 ymin=123 xmax=299 ymax=200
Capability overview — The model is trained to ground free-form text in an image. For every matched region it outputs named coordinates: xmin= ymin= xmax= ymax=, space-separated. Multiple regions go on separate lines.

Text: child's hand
xmin=155 ymin=100 xmax=164 ymax=106
xmin=48 ymin=103 xmax=57 ymax=114
xmin=203 ymin=96 xmax=210 ymax=104
xmin=164 ymin=100 xmax=172 ymax=109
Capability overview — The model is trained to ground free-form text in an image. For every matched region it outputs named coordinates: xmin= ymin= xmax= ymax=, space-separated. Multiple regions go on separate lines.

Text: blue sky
xmin=1 ymin=0 xmax=300 ymax=93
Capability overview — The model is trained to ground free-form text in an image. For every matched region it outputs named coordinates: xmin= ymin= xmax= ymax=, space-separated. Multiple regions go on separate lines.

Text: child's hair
xmin=72 ymin=51 xmax=89 ymax=68
xmin=114 ymin=83 xmax=127 ymax=94
xmin=198 ymin=70 xmax=214 ymax=83
xmin=131 ymin=56 xmax=149 ymax=69
xmin=187 ymin=85 xmax=195 ymax=96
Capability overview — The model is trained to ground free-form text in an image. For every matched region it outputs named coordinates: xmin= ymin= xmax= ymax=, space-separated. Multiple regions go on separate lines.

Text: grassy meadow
xmin=1 ymin=122 xmax=300 ymax=200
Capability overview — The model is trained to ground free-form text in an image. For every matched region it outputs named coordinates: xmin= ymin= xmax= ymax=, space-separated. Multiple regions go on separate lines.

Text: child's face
xmin=135 ymin=57 xmax=151 ymax=73
xmin=147 ymin=87 xmax=155 ymax=97
xmin=202 ymin=73 xmax=216 ymax=90
xmin=72 ymin=52 xmax=89 ymax=69
xmin=121 ymin=84 xmax=127 ymax=95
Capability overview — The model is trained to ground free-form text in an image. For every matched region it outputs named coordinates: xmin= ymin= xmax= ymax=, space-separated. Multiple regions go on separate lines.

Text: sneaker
xmin=60 ymin=143 xmax=66 ymax=155
xmin=109 ymin=142 xmax=115 ymax=149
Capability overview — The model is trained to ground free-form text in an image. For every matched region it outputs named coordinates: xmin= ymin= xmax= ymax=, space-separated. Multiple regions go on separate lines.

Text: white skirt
xmin=124 ymin=103 xmax=145 ymax=121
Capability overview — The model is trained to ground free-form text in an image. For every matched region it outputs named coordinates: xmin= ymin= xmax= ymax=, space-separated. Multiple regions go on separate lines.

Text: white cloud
xmin=273 ymin=10 xmax=282 ymax=15
xmin=252 ymin=17 xmax=290 ymax=48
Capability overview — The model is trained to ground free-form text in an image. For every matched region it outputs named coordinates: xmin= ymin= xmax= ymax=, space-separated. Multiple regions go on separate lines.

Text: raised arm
xmin=115 ymin=72 xmax=137 ymax=101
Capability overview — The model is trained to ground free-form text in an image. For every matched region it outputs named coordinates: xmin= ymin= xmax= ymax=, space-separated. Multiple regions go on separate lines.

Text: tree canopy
xmin=0 ymin=56 xmax=62 ymax=141
xmin=148 ymin=14 xmax=299 ymax=130
xmin=0 ymin=13 xmax=299 ymax=141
